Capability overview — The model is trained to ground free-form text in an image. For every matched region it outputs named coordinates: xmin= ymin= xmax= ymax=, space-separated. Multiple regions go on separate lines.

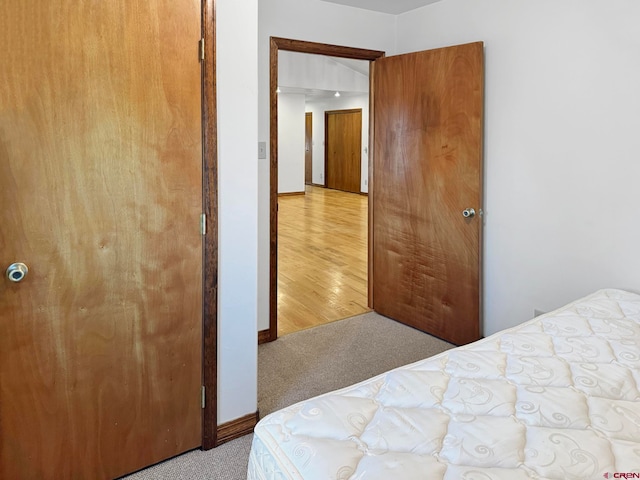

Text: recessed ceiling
xmin=319 ymin=0 xmax=442 ymax=15
xmin=277 ymin=86 xmax=366 ymax=100
xmin=278 ymin=53 xmax=370 ymax=101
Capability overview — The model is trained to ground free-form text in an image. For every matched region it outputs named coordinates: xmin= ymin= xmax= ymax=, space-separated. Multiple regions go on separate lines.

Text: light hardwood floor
xmin=277 ymin=185 xmax=369 ymax=336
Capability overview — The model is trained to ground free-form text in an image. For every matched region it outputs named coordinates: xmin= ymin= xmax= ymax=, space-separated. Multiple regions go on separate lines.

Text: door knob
xmin=462 ymin=208 xmax=476 ymax=218
xmin=6 ymin=263 xmax=28 ymax=282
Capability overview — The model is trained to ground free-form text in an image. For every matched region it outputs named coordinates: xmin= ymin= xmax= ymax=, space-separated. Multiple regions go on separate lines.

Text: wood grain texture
xmin=325 ymin=109 xmax=362 ymax=193
xmin=215 ymin=411 xmax=259 ymax=446
xmin=373 ymin=42 xmax=484 ymax=346
xmin=201 ymin=0 xmax=218 ymax=450
xmin=270 ymin=37 xmax=385 ymax=61
xmin=278 ymin=191 xmax=305 ymax=197
xmin=269 ymin=37 xmax=280 ymax=342
xmin=278 ymin=186 xmax=369 ymax=336
xmin=367 ymin=61 xmax=377 ymax=309
xmin=0 ymin=1 xmax=203 ymax=477
xmin=258 ymin=329 xmax=272 ymax=345
xmin=268 ymin=38 xmax=384 ymax=342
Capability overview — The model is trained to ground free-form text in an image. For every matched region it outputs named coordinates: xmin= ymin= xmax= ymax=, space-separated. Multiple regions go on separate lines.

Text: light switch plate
xmin=258 ymin=141 xmax=267 ymax=159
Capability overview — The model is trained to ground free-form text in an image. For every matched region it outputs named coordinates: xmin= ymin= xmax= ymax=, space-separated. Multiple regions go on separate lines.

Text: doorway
xmin=268 ymin=38 xmax=484 ymax=346
xmin=267 ymin=38 xmax=385 ymax=342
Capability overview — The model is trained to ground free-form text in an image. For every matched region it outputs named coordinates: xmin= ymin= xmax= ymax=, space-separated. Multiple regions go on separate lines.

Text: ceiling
xmin=319 ymin=0 xmax=442 ymax=15
xmin=278 ymin=86 xmax=366 ymax=100
xmin=279 ymin=54 xmax=370 ymax=101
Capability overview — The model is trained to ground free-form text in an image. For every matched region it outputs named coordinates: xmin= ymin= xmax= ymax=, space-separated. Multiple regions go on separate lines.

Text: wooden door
xmin=372 ymin=42 xmax=484 ymax=346
xmin=305 ymin=112 xmax=313 ymax=185
xmin=325 ymin=109 xmax=362 ymax=193
xmin=0 ymin=1 xmax=203 ymax=478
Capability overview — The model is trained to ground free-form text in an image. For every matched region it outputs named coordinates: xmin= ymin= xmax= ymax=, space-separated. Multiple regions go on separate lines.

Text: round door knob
xmin=6 ymin=263 xmax=28 ymax=282
xmin=462 ymin=208 xmax=476 ymax=218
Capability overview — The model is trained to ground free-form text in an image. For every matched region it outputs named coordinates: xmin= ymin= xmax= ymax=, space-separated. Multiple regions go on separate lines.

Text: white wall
xmin=216 ymin=0 xmax=258 ymax=424
xmin=306 ymin=94 xmax=370 ymax=191
xmin=257 ymin=0 xmax=396 ymax=331
xmin=220 ymin=0 xmax=640 ymax=426
xmin=278 ymin=93 xmax=306 ymax=193
xmin=397 ymin=0 xmax=640 ymax=334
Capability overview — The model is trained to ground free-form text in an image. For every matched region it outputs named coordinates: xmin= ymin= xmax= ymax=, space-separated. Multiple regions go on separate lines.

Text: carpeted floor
xmin=123 ymin=311 xmax=453 ymax=480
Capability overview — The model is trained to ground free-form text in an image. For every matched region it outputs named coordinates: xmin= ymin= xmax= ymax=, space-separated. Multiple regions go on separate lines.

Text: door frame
xmin=201 ymin=0 xmax=218 ymax=450
xmin=305 ymin=112 xmax=313 ymax=185
xmin=267 ymin=37 xmax=384 ymax=342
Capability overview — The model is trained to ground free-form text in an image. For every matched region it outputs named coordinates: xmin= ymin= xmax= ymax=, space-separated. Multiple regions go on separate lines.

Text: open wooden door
xmin=372 ymin=42 xmax=484 ymax=346
xmin=0 ymin=1 xmax=203 ymax=478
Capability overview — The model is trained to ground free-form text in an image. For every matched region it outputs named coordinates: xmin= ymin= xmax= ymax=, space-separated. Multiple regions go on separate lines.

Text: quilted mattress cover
xmin=247 ymin=289 xmax=640 ymax=480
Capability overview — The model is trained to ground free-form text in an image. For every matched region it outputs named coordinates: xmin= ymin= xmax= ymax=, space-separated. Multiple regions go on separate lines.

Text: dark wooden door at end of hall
xmin=325 ymin=108 xmax=362 ymax=194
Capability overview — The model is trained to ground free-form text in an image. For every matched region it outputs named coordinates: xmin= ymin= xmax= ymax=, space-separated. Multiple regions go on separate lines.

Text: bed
xmin=247 ymin=289 xmax=640 ymax=480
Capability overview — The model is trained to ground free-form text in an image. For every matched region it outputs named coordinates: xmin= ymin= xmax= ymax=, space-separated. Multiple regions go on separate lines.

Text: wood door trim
xmin=368 ymin=61 xmax=377 ymax=309
xmin=201 ymin=0 xmax=218 ymax=450
xmin=324 ymin=108 xmax=362 ymax=192
xmin=258 ymin=329 xmax=271 ymax=345
xmin=324 ymin=108 xmax=363 ymax=115
xmin=271 ymin=37 xmax=385 ymax=60
xmin=269 ymin=37 xmax=384 ymax=343
xmin=278 ymin=191 xmax=305 ymax=197
xmin=216 ymin=411 xmax=259 ymax=445
xmin=305 ymin=112 xmax=313 ymax=185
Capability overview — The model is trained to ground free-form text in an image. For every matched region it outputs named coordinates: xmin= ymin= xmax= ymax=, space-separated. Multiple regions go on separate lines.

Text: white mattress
xmin=248 ymin=289 xmax=640 ymax=480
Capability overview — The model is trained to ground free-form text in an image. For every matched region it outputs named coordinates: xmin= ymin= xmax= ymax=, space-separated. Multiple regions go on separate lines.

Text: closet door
xmin=0 ymin=1 xmax=203 ymax=477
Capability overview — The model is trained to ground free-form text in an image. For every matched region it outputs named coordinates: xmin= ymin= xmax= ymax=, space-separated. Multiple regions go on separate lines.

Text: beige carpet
xmin=123 ymin=311 xmax=453 ymax=480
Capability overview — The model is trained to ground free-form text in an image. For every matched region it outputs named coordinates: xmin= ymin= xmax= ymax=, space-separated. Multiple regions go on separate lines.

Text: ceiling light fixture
xmin=334 ymin=91 xmax=341 ymax=97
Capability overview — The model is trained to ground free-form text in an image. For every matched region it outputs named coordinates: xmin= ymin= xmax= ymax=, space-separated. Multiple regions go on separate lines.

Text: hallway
xmin=277 ymin=186 xmax=369 ymax=336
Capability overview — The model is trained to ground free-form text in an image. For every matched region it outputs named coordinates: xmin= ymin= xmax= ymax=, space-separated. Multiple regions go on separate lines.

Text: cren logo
xmin=604 ymin=474 xmax=610 ymax=479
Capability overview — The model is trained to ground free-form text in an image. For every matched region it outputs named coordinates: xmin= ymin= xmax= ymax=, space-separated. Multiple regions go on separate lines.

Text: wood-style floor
xmin=277 ymin=185 xmax=369 ymax=336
